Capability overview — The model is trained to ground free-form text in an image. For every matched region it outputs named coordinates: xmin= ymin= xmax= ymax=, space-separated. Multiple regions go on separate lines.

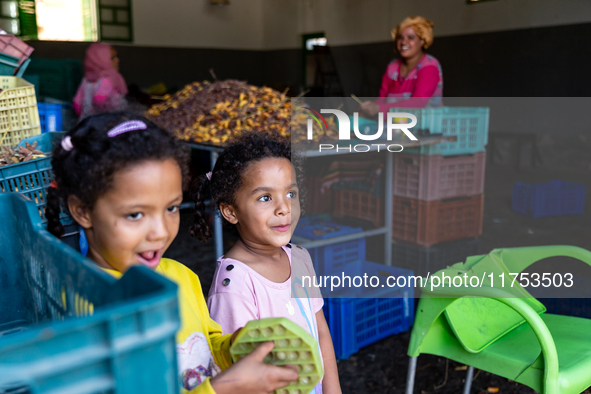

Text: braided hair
xmin=45 ymin=112 xmax=190 ymax=237
xmin=189 ymin=132 xmax=304 ymax=241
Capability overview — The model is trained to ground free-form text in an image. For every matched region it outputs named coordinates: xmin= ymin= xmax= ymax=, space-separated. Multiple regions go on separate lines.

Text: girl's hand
xmin=210 ymin=341 xmax=298 ymax=394
xmin=360 ymin=101 xmax=380 ymax=117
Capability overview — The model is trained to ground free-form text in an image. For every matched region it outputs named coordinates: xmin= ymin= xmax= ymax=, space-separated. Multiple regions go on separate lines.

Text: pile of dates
xmin=147 ymin=80 xmax=333 ymax=145
xmin=0 ymin=141 xmax=45 ymax=167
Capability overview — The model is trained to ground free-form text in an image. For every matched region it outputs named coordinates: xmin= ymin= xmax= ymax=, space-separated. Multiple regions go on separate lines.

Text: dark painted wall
xmin=28 ymin=41 xmax=266 ymax=91
xmin=26 ymin=22 xmax=591 ymax=97
xmin=331 ymin=22 xmax=591 ymax=97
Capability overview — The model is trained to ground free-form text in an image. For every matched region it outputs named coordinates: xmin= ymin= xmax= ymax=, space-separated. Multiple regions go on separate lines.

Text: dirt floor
xmin=164 ymin=153 xmax=591 ymax=394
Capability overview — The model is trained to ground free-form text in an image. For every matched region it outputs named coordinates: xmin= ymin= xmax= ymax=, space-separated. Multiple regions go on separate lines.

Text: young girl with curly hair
xmin=45 ymin=113 xmax=298 ymax=394
xmin=191 ymin=133 xmax=341 ymax=394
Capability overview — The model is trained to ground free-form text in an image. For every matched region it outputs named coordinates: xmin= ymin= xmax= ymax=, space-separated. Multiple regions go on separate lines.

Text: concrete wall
xmin=25 ymin=1 xmax=591 ymax=97
xmin=263 ymin=0 xmax=591 ymax=49
xmin=132 ymin=0 xmax=264 ymax=49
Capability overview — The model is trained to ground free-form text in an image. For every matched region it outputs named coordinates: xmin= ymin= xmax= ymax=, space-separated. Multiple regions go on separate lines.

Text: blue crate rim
xmin=1 ymin=203 xmax=178 ymax=351
xmin=0 ymin=280 xmax=177 ymax=351
xmin=0 ymin=154 xmax=52 ymax=171
xmin=514 ymin=179 xmax=585 ymax=190
xmin=295 ymin=221 xmax=363 ymax=240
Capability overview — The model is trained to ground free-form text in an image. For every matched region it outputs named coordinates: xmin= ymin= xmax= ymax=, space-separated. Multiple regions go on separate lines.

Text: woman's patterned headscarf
xmin=391 ymin=16 xmax=434 ymax=49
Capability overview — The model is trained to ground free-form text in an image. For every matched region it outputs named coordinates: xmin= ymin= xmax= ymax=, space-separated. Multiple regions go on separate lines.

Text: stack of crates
xmin=21 ymin=58 xmax=82 ymax=132
xmin=0 ymin=132 xmax=71 ymax=224
xmin=23 ymin=57 xmax=83 ymax=102
xmin=391 ymin=107 xmax=489 ymax=276
xmin=0 ymin=32 xmax=34 ymax=77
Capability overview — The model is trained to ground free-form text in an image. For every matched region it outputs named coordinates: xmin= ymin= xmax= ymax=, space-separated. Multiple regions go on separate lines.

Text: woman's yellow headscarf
xmin=391 ymin=16 xmax=434 ymax=49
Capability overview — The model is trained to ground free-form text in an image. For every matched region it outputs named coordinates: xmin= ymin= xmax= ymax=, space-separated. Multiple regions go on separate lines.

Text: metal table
xmin=186 ymin=134 xmax=456 ymax=263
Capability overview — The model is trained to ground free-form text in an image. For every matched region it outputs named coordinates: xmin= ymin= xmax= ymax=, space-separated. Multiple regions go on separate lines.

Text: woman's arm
xmin=316 ymin=310 xmax=342 ymax=394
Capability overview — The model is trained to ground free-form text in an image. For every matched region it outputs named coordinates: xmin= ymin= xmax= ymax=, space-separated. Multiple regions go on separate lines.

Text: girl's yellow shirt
xmin=104 ymin=258 xmax=232 ymax=394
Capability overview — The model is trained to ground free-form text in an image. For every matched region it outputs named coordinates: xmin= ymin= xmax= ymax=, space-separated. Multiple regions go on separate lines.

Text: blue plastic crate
xmin=0 ymin=193 xmax=180 ymax=393
xmin=1 ymin=132 xmax=72 ymax=224
xmin=15 ymin=129 xmax=62 ymax=152
xmin=512 ymin=180 xmax=585 ymax=218
xmin=395 ymin=107 xmax=489 ymax=156
xmin=295 ymin=215 xmax=363 ymax=240
xmin=42 ymin=97 xmax=77 ymax=131
xmin=322 ymin=260 xmax=415 ymax=359
xmin=310 ymin=239 xmax=366 ymax=276
xmin=294 ymin=215 xmax=365 ymax=275
xmin=540 ymin=298 xmax=591 ymax=318
xmin=38 ymin=102 xmax=63 ymax=133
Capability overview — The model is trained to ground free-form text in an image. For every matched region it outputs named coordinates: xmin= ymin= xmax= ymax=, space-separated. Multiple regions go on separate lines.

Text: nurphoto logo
xmin=304 ymin=108 xmax=418 ymax=153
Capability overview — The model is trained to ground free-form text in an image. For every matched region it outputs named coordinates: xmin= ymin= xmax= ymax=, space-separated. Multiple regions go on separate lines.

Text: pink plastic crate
xmin=393 ymin=152 xmax=486 ymax=201
xmin=392 ymin=194 xmax=484 ymax=247
xmin=0 ymin=34 xmax=33 ymax=65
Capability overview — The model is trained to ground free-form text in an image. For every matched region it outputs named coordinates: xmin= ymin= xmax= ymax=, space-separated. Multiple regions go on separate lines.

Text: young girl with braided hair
xmin=45 ymin=112 xmax=298 ymax=394
xmin=190 ymin=133 xmax=341 ymax=394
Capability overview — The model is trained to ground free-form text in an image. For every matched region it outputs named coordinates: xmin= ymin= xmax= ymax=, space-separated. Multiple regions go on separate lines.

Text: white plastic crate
xmin=0 ymin=76 xmax=40 ymax=148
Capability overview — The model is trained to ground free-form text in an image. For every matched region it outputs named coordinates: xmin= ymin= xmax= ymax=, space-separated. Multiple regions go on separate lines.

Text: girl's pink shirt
xmin=207 ymin=245 xmax=323 ymax=336
xmin=207 ymin=245 xmax=324 ymax=393
xmin=377 ymin=53 xmax=443 ymax=110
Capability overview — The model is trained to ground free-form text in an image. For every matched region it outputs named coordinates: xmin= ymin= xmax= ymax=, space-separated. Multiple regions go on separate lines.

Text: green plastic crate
xmin=23 ymin=58 xmax=83 ymax=101
xmin=0 ymin=52 xmax=19 ymax=75
xmin=0 ymin=132 xmax=71 ymax=224
xmin=397 ymin=107 xmax=489 ymax=155
xmin=0 ymin=193 xmax=180 ymax=393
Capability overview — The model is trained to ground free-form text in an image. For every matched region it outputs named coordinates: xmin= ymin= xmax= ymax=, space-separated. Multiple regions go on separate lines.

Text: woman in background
xmin=73 ymin=43 xmax=128 ymax=120
xmin=360 ymin=16 xmax=442 ymax=115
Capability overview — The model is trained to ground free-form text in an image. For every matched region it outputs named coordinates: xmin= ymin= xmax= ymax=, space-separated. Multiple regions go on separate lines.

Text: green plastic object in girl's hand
xmin=230 ymin=317 xmax=324 ymax=394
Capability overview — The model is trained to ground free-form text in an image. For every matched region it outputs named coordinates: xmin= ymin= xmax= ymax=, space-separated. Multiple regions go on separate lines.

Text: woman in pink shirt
xmin=361 ymin=16 xmax=443 ymax=115
xmin=73 ymin=43 xmax=128 ymax=120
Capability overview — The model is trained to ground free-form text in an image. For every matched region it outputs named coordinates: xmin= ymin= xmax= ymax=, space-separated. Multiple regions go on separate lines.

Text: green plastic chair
xmin=405 ymin=246 xmax=591 ymax=394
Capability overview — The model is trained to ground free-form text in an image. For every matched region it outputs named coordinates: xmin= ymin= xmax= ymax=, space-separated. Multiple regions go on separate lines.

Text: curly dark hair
xmin=189 ymin=132 xmax=304 ymax=241
xmin=45 ymin=112 xmax=190 ymax=238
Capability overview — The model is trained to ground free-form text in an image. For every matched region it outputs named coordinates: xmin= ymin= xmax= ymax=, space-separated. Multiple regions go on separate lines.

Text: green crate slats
xmin=23 ymin=58 xmax=83 ymax=102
